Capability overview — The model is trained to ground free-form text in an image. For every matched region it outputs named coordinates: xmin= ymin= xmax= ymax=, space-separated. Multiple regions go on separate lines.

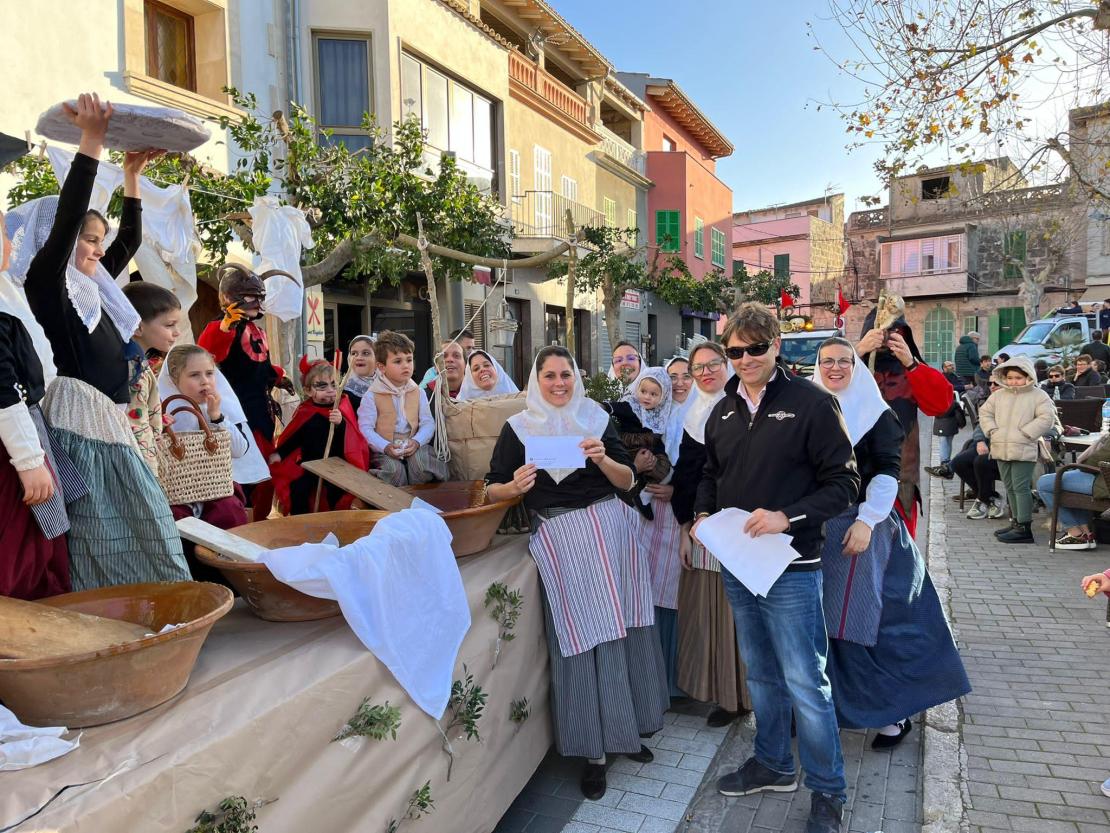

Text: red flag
xmin=780 ymin=289 xmax=795 ymax=309
xmin=837 ymin=286 xmax=850 ymax=316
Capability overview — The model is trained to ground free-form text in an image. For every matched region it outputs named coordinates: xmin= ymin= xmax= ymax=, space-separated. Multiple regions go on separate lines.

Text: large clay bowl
xmin=402 ymin=480 xmax=521 ymax=557
xmin=194 ymin=511 xmax=389 ymax=621
xmin=0 ymin=581 xmax=233 ymax=727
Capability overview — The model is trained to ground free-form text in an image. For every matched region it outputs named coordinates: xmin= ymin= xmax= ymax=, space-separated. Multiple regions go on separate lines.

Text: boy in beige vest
xmin=355 ymin=330 xmax=447 ymax=486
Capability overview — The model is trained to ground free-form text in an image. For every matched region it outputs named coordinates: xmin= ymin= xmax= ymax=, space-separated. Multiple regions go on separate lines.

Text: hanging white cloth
xmin=4 ymin=195 xmax=140 ymax=343
xmin=259 ymin=507 xmax=468 ymax=719
xmin=0 ymin=268 xmax=56 ymax=386
xmin=0 ymin=704 xmax=79 ymax=771
xmin=507 ymin=351 xmax=610 ymax=484
xmin=156 ymin=358 xmax=270 ymax=485
xmin=47 ymin=146 xmax=202 ymax=341
xmin=249 ymin=196 xmax=313 ymax=322
xmin=456 ymin=349 xmax=519 ymax=400
xmin=663 ymin=356 xmax=696 ymax=465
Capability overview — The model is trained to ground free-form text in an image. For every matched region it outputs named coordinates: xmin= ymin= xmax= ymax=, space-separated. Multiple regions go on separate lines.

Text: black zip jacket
xmin=694 ymin=367 xmax=859 ymax=570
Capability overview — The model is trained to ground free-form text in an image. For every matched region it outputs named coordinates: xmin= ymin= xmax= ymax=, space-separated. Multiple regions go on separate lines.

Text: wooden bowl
xmin=0 ymin=582 xmax=233 ymax=727
xmin=193 ymin=511 xmax=389 ymax=622
xmin=402 ymin=480 xmax=521 ymax=556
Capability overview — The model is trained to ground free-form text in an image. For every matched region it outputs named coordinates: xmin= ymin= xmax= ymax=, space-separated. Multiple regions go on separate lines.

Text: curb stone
xmin=922 ymin=439 xmax=970 ymax=833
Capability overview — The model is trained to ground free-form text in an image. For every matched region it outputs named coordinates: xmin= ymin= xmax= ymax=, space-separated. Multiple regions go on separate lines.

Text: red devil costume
xmin=858 ymin=308 xmax=953 ymax=538
xmin=269 ymin=357 xmax=370 ymax=515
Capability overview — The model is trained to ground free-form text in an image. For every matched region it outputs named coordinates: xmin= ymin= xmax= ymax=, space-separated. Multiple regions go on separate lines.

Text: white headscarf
xmin=0 ymin=269 xmax=56 ymax=386
xmin=508 ymin=349 xmax=611 ymax=484
xmin=457 ymin=349 xmax=519 ymax=401
xmin=621 ymin=366 xmax=672 ymax=434
xmin=809 ymin=342 xmax=890 ymax=446
xmin=5 ymin=196 xmax=141 ymax=343
xmin=607 ymin=344 xmax=644 ymax=391
xmin=157 ymin=353 xmax=271 ymax=485
xmin=663 ymin=356 xmax=696 ymax=464
xmin=682 ymin=349 xmax=734 ymax=445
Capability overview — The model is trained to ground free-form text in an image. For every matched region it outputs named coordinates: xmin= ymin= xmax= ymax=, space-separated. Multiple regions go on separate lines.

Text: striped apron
xmin=637 ymin=497 xmax=682 ymax=609
xmin=530 ymin=496 xmax=655 ymax=658
xmin=28 ymin=405 xmax=88 ymax=539
xmin=820 ymin=505 xmax=894 ymax=646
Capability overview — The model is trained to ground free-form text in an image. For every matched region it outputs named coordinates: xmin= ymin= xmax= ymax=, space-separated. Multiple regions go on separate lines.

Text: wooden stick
xmin=313 ymin=350 xmax=350 ymax=513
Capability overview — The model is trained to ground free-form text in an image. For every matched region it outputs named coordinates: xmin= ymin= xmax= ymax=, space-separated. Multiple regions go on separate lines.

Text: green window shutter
xmin=694 ymin=217 xmax=704 ymax=258
xmin=1003 ymin=230 xmax=1027 ymax=280
xmin=656 ymin=210 xmax=680 ymax=252
xmin=774 ymin=253 xmax=790 ymax=279
xmin=712 ymin=228 xmax=726 ymax=267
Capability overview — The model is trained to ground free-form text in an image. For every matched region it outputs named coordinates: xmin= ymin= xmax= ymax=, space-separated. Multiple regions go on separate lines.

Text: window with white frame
xmin=508 ymin=149 xmax=520 ymax=201
xmin=694 ymin=217 xmax=704 ymax=258
xmin=534 ymin=146 xmax=552 ymax=233
xmin=880 ymin=234 xmax=965 ymax=277
xmin=314 ymin=33 xmax=374 ymax=150
xmin=603 ymin=197 xmax=616 ymax=227
xmin=561 ymin=175 xmax=578 ymax=202
xmin=627 ymin=208 xmax=637 ymax=232
xmin=711 ymin=227 xmax=726 ymax=268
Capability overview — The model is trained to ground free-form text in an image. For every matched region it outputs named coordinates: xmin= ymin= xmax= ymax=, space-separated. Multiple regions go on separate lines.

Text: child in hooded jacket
xmin=978 ymin=355 xmax=1057 ymax=543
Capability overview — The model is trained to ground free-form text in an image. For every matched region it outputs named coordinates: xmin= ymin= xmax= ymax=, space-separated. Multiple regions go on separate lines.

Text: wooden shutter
xmin=774 ymin=253 xmax=790 ymax=279
xmin=463 ymin=302 xmax=486 ymax=350
xmin=656 ymin=210 xmax=680 ymax=252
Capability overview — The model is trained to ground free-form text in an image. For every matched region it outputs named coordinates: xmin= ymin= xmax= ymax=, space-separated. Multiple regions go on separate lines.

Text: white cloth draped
xmin=259 ymin=507 xmax=468 ymax=719
xmin=457 ymin=349 xmax=519 ymax=400
xmin=0 ymin=705 xmax=78 ymax=771
xmin=662 ymin=357 xmax=696 ymax=465
xmin=249 ymin=196 xmax=313 ymax=322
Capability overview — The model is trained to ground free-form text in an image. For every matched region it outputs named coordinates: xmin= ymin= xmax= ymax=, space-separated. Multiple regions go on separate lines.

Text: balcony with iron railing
xmin=508 ymin=50 xmax=590 ymax=129
xmin=509 ymin=191 xmax=605 ymax=248
xmin=598 ymin=125 xmax=647 ymax=176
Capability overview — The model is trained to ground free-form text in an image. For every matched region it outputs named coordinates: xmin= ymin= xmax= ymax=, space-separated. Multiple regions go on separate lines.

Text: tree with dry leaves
xmin=812 ymin=0 xmax=1110 ymax=200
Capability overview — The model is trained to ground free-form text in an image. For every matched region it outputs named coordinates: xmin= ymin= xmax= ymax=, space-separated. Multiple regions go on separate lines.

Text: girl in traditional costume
xmin=0 ymin=209 xmax=86 ymax=599
xmin=485 ymin=346 xmax=668 ymax=801
xmin=672 ymin=342 xmax=752 ymax=727
xmin=813 ymin=337 xmax=970 ymax=748
xmin=456 ymin=349 xmax=519 ymax=400
xmin=270 ymin=358 xmax=369 ymax=514
xmin=342 ymin=335 xmax=377 ymax=412
xmin=5 ymin=94 xmax=189 ymax=589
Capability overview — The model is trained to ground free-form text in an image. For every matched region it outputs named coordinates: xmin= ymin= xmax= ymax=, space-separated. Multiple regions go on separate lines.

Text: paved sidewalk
xmin=937 ymin=470 xmax=1110 ymax=833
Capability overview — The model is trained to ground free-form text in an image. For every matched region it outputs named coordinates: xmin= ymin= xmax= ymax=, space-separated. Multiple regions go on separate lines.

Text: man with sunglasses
xmin=1040 ymin=365 xmax=1076 ymax=400
xmin=692 ymin=303 xmax=858 ymax=833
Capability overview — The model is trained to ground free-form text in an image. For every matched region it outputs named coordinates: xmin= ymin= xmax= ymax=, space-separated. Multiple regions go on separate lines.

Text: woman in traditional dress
xmin=813 ymin=337 xmax=970 ymax=748
xmin=456 ymin=348 xmax=519 ymax=400
xmin=0 ymin=209 xmax=86 ymax=599
xmin=672 ymin=341 xmax=752 ymax=727
xmin=485 ymin=346 xmax=668 ymax=801
xmin=5 ymin=94 xmax=189 ymax=589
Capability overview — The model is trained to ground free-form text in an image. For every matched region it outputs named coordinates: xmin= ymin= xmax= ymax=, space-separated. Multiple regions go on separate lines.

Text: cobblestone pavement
xmin=938 ymin=470 xmax=1110 ymax=833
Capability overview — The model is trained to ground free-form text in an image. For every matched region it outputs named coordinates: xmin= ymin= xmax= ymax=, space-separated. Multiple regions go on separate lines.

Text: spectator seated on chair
xmin=1040 ymin=366 xmax=1076 ymax=400
xmin=1035 ymin=434 xmax=1110 ymax=550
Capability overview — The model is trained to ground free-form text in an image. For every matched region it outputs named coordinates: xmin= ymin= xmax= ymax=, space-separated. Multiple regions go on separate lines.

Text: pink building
xmin=732 ymin=194 xmax=846 ymax=308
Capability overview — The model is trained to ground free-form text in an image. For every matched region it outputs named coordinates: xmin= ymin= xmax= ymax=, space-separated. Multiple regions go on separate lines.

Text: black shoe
xmin=706 ymin=707 xmax=740 ymax=728
xmin=717 ymin=756 xmax=798 ymax=796
xmin=580 ymin=763 xmax=606 ymax=800
xmin=925 ymin=464 xmax=954 ymax=480
xmin=997 ymin=522 xmax=1035 ymax=544
xmin=994 ymin=521 xmax=1018 ymax=538
xmin=805 ymin=792 xmax=845 ymax=833
xmin=625 ymin=744 xmax=653 ymax=763
xmin=870 ymin=719 xmax=912 ymax=749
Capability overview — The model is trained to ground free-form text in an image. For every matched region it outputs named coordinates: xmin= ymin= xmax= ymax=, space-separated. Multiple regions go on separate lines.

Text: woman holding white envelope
xmin=812 ymin=337 xmax=970 ymax=749
xmin=485 ymin=345 xmax=668 ymax=803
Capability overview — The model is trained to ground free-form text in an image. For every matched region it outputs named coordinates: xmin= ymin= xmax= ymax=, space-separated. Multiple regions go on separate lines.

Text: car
xmin=995 ymin=314 xmax=1095 ymax=365
xmin=780 ymin=327 xmax=841 ymax=377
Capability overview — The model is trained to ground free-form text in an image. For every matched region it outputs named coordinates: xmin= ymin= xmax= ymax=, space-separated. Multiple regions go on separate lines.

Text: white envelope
xmin=525 ymin=435 xmax=586 ymax=469
xmin=695 ymin=507 xmax=801 ymax=597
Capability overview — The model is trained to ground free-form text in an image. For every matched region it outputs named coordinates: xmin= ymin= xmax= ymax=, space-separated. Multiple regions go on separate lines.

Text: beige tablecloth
xmin=4 ymin=534 xmax=551 ymax=833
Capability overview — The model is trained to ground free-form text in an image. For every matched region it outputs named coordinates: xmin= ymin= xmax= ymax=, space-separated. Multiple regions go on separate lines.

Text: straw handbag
xmin=156 ymin=394 xmax=234 ymax=504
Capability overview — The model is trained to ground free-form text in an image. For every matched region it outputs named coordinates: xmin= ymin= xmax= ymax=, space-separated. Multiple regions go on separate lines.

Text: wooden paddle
xmin=0 ymin=596 xmax=154 ymax=660
xmin=313 ymin=350 xmax=350 ymax=513
xmin=301 ymin=458 xmax=415 ymax=512
xmin=175 ymin=517 xmax=267 ymax=563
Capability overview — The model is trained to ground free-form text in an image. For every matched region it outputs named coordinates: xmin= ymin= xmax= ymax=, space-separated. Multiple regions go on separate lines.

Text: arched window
xmin=923 ymin=306 xmax=956 ymax=368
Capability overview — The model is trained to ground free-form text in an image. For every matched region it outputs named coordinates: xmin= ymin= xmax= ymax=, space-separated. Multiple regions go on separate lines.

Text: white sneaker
xmin=987 ymin=501 xmax=1005 ymax=519
xmin=1101 ymin=776 xmax=1110 ymax=797
xmin=966 ymin=501 xmax=988 ymax=520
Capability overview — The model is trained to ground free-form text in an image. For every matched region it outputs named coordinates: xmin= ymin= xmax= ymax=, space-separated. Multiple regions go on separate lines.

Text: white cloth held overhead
xmin=249 ymin=197 xmax=314 ymax=322
xmin=508 ymin=352 xmax=610 ymax=484
xmin=260 ymin=507 xmax=469 ymax=719
xmin=0 ymin=704 xmax=79 ymax=771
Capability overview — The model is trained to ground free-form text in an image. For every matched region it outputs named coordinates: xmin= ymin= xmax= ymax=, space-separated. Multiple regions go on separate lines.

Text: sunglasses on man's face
xmin=724 ymin=342 xmax=772 ymax=360
xmin=1049 ymin=374 xmax=1063 ymax=380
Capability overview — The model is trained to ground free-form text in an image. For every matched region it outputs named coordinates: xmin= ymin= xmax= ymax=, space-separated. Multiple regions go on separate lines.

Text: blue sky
xmin=548 ymin=0 xmax=887 ymax=215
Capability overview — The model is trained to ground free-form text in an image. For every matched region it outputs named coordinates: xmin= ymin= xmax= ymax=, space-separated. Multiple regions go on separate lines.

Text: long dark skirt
xmin=542 ymin=593 xmax=669 ymax=759
xmin=824 ymin=507 xmax=971 ymax=729
xmin=676 ymin=566 xmax=751 ymax=713
xmin=655 ymin=606 xmax=683 ymax=698
xmin=0 ymin=445 xmax=70 ymax=600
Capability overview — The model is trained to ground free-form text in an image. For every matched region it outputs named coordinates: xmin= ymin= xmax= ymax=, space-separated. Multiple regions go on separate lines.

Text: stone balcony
xmin=508 ymin=50 xmax=594 ymax=139
xmin=597 ymin=125 xmax=647 ymax=176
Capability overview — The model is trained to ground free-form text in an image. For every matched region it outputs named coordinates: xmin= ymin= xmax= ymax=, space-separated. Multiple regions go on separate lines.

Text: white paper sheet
xmin=525 ymin=435 xmax=585 ymax=470
xmin=695 ymin=507 xmax=800 ymax=596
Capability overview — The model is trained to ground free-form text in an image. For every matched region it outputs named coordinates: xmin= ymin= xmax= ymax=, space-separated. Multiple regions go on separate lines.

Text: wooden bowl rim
xmin=402 ymin=480 xmax=522 ymax=519
xmin=0 ymin=581 xmax=234 ymax=670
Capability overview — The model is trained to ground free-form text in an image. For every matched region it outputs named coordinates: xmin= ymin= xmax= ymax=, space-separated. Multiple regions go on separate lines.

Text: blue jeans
xmin=1036 ymin=470 xmax=1096 ymax=529
xmin=938 ymin=435 xmax=953 ymax=465
xmin=720 ymin=568 xmax=847 ymax=800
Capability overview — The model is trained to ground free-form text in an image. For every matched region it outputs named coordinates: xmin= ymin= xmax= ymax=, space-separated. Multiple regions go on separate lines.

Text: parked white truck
xmin=995 ymin=313 xmax=1097 ymax=365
